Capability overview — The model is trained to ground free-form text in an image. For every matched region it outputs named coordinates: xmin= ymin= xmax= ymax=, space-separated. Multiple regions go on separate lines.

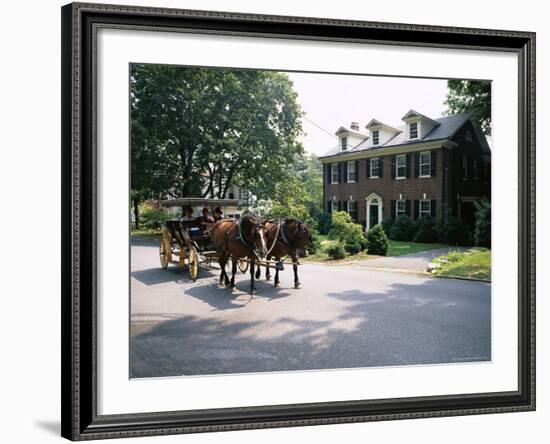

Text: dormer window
xmin=372 ymin=130 xmax=379 ymax=146
xmin=341 ymin=137 xmax=348 ymax=151
xmin=409 ymin=122 xmax=419 ymax=139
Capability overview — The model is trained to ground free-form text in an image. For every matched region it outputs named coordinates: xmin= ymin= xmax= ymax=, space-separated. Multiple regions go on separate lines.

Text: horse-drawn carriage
xmin=158 ymin=198 xmax=248 ymax=281
xmin=157 ymin=197 xmax=310 ymax=293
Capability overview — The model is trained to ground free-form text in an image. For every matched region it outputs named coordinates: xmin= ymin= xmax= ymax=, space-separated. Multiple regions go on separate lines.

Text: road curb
xmin=432 ymin=274 xmax=491 ymax=283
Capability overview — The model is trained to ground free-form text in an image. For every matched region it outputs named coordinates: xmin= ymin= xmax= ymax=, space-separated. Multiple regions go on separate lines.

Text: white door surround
xmin=365 ymin=193 xmax=383 ymax=232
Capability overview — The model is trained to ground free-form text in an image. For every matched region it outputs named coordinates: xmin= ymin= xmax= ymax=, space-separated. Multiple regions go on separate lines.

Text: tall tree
xmin=130 ymin=65 xmax=304 ymax=211
xmin=444 ymin=80 xmax=491 ymax=135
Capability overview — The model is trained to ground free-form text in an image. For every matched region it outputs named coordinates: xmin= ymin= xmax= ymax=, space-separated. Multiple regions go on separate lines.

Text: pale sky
xmin=286 ymin=72 xmax=449 ymax=156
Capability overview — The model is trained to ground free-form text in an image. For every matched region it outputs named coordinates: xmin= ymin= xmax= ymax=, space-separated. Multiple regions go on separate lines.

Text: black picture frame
xmin=61 ymin=2 xmax=536 ymax=440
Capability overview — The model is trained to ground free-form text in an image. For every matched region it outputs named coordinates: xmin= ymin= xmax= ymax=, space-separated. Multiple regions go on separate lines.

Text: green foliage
xmin=329 ymin=211 xmax=367 ymax=250
xmin=130 ymin=64 xmax=304 ymax=201
xmin=445 ymin=251 xmax=463 ymax=262
xmin=381 ymin=218 xmax=394 ymax=236
xmin=366 ymin=224 xmax=389 ymax=256
xmin=344 ymin=242 xmax=361 ymax=255
xmin=436 ymin=215 xmax=472 ymax=246
xmin=445 ymin=80 xmax=491 ymax=135
xmin=413 ymin=217 xmax=438 ymax=243
xmin=306 ymin=230 xmax=322 ymax=255
xmin=389 ymin=215 xmax=416 ymax=241
xmin=139 ymin=203 xmax=170 ymax=230
xmin=315 ymin=211 xmax=333 ymax=235
xmin=327 ymin=242 xmax=346 ymax=260
xmin=474 ymin=199 xmax=491 ymax=248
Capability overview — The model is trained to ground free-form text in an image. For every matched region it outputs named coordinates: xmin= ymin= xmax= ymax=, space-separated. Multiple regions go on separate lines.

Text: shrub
xmin=344 ymin=242 xmax=361 ymax=255
xmin=327 ymin=242 xmax=346 ymax=260
xmin=140 ymin=203 xmax=170 ymax=230
xmin=389 ymin=215 xmax=416 ymax=241
xmin=306 ymin=230 xmax=322 ymax=255
xmin=366 ymin=224 xmax=388 ymax=256
xmin=381 ymin=218 xmax=395 ymax=236
xmin=413 ymin=216 xmax=438 ymax=243
xmin=474 ymin=199 xmax=491 ymax=248
xmin=437 ymin=215 xmax=472 ymax=246
xmin=329 ymin=211 xmax=367 ymax=249
xmin=315 ymin=211 xmax=333 ymax=235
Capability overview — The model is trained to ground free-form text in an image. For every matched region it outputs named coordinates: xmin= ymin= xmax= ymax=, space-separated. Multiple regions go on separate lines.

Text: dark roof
xmin=320 ymin=113 xmax=472 ymax=159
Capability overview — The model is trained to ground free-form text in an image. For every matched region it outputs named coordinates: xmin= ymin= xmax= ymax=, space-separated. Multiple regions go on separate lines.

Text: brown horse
xmin=257 ymin=218 xmax=310 ymax=289
xmin=209 ymin=213 xmax=268 ymax=294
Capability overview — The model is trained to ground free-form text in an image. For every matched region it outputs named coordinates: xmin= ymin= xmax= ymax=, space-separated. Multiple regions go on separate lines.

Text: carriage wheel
xmin=159 ymin=241 xmax=169 ymax=270
xmin=188 ymin=247 xmax=199 ymax=281
xmin=238 ymin=258 xmax=249 ymax=273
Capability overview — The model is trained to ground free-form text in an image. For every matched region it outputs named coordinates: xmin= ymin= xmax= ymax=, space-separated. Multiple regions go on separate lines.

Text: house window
xmin=372 ymin=130 xmax=380 ymax=145
xmin=409 ymin=122 xmax=418 ymax=139
xmin=462 ymin=155 xmax=468 ymax=180
xmin=347 ymin=161 xmax=356 ymax=183
xmin=348 ymin=200 xmax=357 ymax=221
xmin=396 ymin=154 xmax=407 ymax=179
xmin=331 ymin=164 xmax=339 ymax=184
xmin=331 ymin=200 xmax=337 ymax=213
xmin=341 ymin=137 xmax=348 ymax=151
xmin=370 ymin=158 xmax=380 ymax=178
xmin=396 ymin=200 xmax=407 ymax=218
xmin=419 ymin=200 xmax=431 ymax=218
xmin=419 ymin=151 xmax=431 ymax=177
xmin=472 ymin=159 xmax=478 ymax=180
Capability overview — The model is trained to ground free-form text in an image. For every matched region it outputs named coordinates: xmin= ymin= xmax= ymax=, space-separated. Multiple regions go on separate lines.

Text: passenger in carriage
xmin=180 ymin=206 xmax=195 ymax=222
xmin=197 ymin=207 xmax=214 ymax=224
xmin=213 ymin=206 xmax=224 ymax=221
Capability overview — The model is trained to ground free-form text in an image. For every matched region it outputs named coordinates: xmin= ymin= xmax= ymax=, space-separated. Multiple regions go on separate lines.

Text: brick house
xmin=320 ymin=110 xmax=491 ymax=232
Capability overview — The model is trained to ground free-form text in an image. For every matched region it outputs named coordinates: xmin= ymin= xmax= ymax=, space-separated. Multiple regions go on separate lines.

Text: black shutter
xmin=405 ymin=200 xmax=411 ymax=216
xmin=391 ymin=200 xmax=396 ymax=219
xmin=414 ymin=152 xmax=420 ymax=178
xmin=338 ymin=162 xmax=343 ymax=183
xmin=406 ymin=154 xmax=411 ymax=178
xmin=337 ymin=200 xmax=342 ymax=211
xmin=343 ymin=200 xmax=348 ymax=213
xmin=365 ymin=159 xmax=371 ymax=178
xmin=431 ymin=150 xmax=437 ymax=177
xmin=355 ymin=160 xmax=359 ymax=182
xmin=391 ymin=155 xmax=396 ymax=179
xmin=327 ymin=200 xmax=332 ymax=213
xmin=414 ymin=200 xmax=419 ymax=219
xmin=379 ymin=157 xmax=384 ymax=178
xmin=431 ymin=200 xmax=437 ymax=219
xmin=342 ymin=162 xmax=348 ymax=183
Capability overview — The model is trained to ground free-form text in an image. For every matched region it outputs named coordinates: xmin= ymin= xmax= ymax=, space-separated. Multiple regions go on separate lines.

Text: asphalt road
xmin=130 ymin=238 xmax=491 ymax=378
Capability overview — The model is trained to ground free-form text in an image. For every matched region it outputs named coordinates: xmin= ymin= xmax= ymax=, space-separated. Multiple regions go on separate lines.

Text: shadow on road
xmin=131 ymin=266 xmax=218 ymax=286
xmin=130 ymin=276 xmax=491 ymax=379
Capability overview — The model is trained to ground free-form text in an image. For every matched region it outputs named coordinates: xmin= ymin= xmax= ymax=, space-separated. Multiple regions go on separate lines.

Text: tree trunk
xmin=133 ymin=197 xmax=140 ymax=230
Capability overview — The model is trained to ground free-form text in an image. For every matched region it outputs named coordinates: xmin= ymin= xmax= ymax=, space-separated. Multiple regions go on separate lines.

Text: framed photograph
xmin=61 ymin=2 xmax=535 ymax=440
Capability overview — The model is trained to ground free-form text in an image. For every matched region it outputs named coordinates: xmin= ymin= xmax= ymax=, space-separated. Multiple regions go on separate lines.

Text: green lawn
xmin=433 ymin=248 xmax=491 ymax=280
xmin=304 ymin=235 xmax=451 ymax=263
xmin=131 ymin=229 xmax=161 ymax=238
xmin=387 ymin=240 xmax=450 ymax=257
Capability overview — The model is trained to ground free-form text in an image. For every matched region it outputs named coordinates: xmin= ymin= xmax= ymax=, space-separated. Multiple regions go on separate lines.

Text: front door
xmin=369 ymin=204 xmax=379 ymax=229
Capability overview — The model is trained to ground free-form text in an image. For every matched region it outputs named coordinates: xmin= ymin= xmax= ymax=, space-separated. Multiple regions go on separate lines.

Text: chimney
xmin=350 ymin=121 xmax=359 ymax=131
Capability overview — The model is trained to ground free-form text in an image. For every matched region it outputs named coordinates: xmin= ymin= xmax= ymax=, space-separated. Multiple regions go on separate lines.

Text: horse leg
xmin=230 ymin=257 xmax=237 ymax=288
xmin=274 ymin=256 xmax=280 ymax=287
xmin=219 ymin=255 xmax=226 ymax=286
xmin=265 ymin=254 xmax=272 ymax=281
xmin=249 ymin=259 xmax=256 ymax=294
xmin=255 ymin=261 xmax=261 ymax=280
xmin=291 ymin=252 xmax=300 ymax=289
